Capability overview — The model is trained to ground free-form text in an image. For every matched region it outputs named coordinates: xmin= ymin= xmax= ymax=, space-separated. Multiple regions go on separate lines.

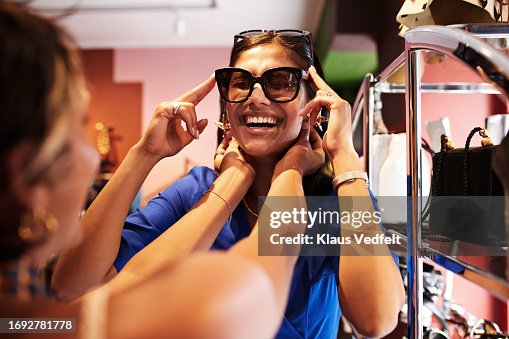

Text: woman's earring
xmin=214 ymin=112 xmax=231 ymax=132
xmin=18 ymin=207 xmax=59 ymax=244
xmin=213 ymin=121 xmax=231 ymax=132
xmin=314 ymin=109 xmax=329 ymax=132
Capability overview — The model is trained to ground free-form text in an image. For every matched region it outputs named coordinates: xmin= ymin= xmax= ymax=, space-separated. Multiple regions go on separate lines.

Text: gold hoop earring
xmin=18 ymin=207 xmax=59 ymax=244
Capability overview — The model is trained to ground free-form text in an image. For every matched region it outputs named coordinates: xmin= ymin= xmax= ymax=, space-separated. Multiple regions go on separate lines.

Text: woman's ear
xmin=5 ymin=141 xmax=49 ymax=212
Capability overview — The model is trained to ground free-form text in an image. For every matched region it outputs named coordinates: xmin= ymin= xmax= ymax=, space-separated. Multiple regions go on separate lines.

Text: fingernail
xmin=298 ymin=109 xmax=304 ymax=116
xmin=195 ymin=131 xmax=200 ymax=139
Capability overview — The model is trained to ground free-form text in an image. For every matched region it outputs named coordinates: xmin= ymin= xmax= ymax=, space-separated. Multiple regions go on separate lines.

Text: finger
xmin=176 ymin=73 xmax=216 ymax=105
xmin=299 ymin=95 xmax=341 ymax=119
xmin=298 ymin=99 xmax=324 ymax=125
xmin=308 ymin=106 xmax=322 ymax=127
xmin=308 ymin=66 xmax=334 ymax=92
xmin=226 ymin=137 xmax=240 ymax=152
xmin=225 ymin=129 xmax=233 ymax=141
xmin=216 ymin=136 xmax=228 ymax=155
xmin=197 ymin=118 xmax=208 ymax=134
xmin=214 ymin=137 xmax=229 ymax=171
xmin=157 ymin=102 xmax=178 ymax=119
xmin=295 ymin=119 xmax=311 ymax=145
xmin=175 ymin=103 xmax=199 ymax=139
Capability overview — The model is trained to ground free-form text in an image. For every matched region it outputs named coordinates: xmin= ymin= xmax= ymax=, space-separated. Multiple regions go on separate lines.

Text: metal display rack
xmin=351 ymin=24 xmax=509 ymax=338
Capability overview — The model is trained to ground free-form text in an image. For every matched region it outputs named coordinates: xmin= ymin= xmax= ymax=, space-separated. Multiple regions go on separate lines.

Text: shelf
xmin=351 ymin=24 xmax=509 ymax=337
xmin=374 ymin=82 xmax=501 ymax=94
xmin=385 ymin=226 xmax=509 ymax=301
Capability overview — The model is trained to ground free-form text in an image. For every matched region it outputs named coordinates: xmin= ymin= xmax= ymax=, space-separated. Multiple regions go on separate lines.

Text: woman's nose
xmin=246 ymin=83 xmax=271 ymax=105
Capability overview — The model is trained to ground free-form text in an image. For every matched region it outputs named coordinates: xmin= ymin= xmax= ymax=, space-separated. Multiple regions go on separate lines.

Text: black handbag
xmin=428 ymin=127 xmax=506 ymax=246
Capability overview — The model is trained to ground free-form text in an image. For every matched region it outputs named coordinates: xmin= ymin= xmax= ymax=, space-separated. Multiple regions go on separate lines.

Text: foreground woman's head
xmin=0 ymin=3 xmax=98 ymax=263
xmin=216 ymin=30 xmax=326 ymax=158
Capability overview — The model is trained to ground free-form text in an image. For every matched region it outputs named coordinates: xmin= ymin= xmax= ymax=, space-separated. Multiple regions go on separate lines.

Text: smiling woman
xmin=52 ymin=28 xmax=405 ymax=338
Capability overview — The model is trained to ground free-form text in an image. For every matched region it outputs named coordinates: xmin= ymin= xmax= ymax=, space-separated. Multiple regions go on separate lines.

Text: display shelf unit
xmin=351 ymin=24 xmax=509 ymax=338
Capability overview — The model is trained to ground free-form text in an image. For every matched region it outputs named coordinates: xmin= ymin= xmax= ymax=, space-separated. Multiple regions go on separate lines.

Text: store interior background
xmin=29 ymin=0 xmax=508 ymax=332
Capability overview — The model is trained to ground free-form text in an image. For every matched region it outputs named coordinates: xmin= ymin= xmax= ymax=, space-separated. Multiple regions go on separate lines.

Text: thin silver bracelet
xmin=203 ymin=190 xmax=233 ymax=221
xmin=332 ymin=170 xmax=369 ymax=191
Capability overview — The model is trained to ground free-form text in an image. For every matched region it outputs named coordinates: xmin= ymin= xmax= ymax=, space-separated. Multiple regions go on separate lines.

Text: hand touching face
xmin=298 ymin=66 xmax=357 ymax=160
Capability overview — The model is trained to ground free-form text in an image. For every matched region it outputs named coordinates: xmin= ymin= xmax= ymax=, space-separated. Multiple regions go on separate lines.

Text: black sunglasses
xmin=234 ymin=29 xmax=314 ymax=65
xmin=215 ymin=67 xmax=307 ymax=103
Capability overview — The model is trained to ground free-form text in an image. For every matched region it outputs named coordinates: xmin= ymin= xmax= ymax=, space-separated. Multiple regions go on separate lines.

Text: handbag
xmin=396 ymin=0 xmax=499 ymax=36
xmin=427 ymin=127 xmax=506 ymax=246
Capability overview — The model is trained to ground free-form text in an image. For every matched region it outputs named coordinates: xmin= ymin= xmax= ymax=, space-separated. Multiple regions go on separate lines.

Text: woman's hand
xmin=298 ymin=66 xmax=357 ymax=161
xmin=136 ymin=74 xmax=216 ymax=161
xmin=273 ymin=120 xmax=325 ymax=180
xmin=214 ymin=137 xmax=255 ymax=183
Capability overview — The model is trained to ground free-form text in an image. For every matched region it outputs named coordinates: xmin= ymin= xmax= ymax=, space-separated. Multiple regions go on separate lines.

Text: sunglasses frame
xmin=234 ymin=29 xmax=312 ymax=43
xmin=215 ymin=66 xmax=307 ymax=103
xmin=234 ymin=29 xmax=314 ymax=65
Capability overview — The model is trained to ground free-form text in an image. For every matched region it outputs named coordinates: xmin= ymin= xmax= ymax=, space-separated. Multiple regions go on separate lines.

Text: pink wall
xmin=421 ymin=56 xmax=507 ymax=146
xmin=113 ymin=47 xmax=231 ymax=201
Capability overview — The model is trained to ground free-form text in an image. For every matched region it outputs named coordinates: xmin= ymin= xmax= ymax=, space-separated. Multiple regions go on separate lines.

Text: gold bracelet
xmin=203 ymin=190 xmax=233 ymax=221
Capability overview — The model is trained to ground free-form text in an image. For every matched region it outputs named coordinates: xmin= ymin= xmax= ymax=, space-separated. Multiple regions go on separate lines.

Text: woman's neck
xmin=245 ymin=154 xmax=280 ymax=197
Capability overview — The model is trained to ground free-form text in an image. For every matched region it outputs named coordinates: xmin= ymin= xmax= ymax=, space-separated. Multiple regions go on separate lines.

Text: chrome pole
xmin=406 ymin=49 xmax=423 ymax=339
xmin=362 ymin=73 xmax=375 ymax=177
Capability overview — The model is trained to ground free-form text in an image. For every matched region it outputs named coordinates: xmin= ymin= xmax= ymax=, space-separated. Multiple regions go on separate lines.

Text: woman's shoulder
xmin=155 ymin=166 xmax=216 ymax=209
xmin=175 ymin=166 xmax=216 ymax=187
xmin=161 ymin=166 xmax=215 ymax=194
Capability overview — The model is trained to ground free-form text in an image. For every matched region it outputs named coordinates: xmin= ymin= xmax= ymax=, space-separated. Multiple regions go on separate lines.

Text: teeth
xmin=245 ymin=116 xmax=278 ymax=125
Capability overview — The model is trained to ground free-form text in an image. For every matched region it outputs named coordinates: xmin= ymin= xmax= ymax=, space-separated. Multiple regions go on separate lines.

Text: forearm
xmin=53 ymin=144 xmax=160 ymax=300
xmin=121 ymin=166 xmax=253 ymax=276
xmin=228 ymin=169 xmax=305 ymax=315
xmin=332 ymin=154 xmax=405 ymax=336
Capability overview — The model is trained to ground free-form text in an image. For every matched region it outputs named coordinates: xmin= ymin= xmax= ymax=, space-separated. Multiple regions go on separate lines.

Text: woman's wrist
xmin=272 ymin=159 xmax=304 ymax=182
xmin=330 ymin=151 xmax=363 ymax=175
xmin=219 ymin=165 xmax=254 ymax=190
xmin=130 ymin=143 xmax=164 ymax=167
xmin=126 ymin=143 xmax=163 ymax=173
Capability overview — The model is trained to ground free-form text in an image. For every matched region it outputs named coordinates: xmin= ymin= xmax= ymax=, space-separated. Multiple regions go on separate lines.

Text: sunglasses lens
xmin=217 ymin=69 xmax=250 ymax=102
xmin=265 ymin=69 xmax=300 ymax=102
xmin=216 ymin=68 xmax=302 ymax=103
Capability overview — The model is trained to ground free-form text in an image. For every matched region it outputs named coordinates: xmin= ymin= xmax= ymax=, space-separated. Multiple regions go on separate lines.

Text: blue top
xmin=114 ymin=166 xmax=391 ymax=338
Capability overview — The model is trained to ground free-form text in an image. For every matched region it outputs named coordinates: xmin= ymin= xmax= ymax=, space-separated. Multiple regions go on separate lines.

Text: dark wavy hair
xmin=217 ymin=31 xmax=333 ymax=196
xmin=0 ymin=2 xmax=85 ymax=259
